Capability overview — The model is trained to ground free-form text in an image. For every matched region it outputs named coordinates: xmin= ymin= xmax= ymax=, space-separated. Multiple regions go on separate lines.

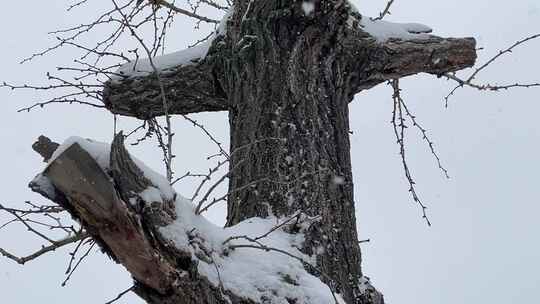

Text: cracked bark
xmin=35 ymin=1 xmax=477 ymax=303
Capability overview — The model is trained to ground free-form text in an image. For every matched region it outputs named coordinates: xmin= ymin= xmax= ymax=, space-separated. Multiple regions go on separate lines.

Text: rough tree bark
xmin=32 ymin=1 xmax=477 ymax=304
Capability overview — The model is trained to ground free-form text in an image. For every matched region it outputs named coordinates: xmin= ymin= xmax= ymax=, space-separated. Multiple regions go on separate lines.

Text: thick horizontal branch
xmin=102 ymin=61 xmax=228 ymax=119
xmin=380 ymin=37 xmax=476 ymax=76
xmin=347 ymin=35 xmax=477 ymax=91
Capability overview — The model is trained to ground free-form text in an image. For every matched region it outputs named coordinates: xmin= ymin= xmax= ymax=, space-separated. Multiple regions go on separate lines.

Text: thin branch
xmin=171 ymin=171 xmax=207 ymax=185
xmin=113 ymin=0 xmax=175 ymax=181
xmin=391 ymin=80 xmax=431 ymax=226
xmin=183 ymin=115 xmax=230 ymax=160
xmin=444 ymin=72 xmax=540 ymax=106
xmin=17 ymin=99 xmax=105 ymax=113
xmin=444 ymin=33 xmax=540 ymax=106
xmin=151 ymin=0 xmax=219 ymax=24
xmin=104 ymin=286 xmax=135 ymax=304
xmin=399 ymin=96 xmax=450 ymax=179
xmin=223 ymin=211 xmax=304 ymax=245
xmin=195 ymin=160 xmax=245 ymax=214
xmin=191 ymin=160 xmax=228 ymax=201
xmin=67 ymin=0 xmax=89 ymax=12
xmin=0 ymin=232 xmax=89 ymax=265
xmin=65 ymin=236 xmax=89 ymax=275
xmin=62 ymin=241 xmax=96 ymax=286
xmin=373 ymin=0 xmax=395 ymax=21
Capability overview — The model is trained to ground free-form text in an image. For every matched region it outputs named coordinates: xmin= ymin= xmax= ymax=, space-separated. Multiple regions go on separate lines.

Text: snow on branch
xmin=344 ymin=2 xmax=477 ymax=92
xmin=19 ymin=134 xmax=351 ymax=303
xmin=113 ymin=5 xmax=230 ymax=79
xmin=347 ymin=1 xmax=432 ymax=42
xmin=359 ymin=18 xmax=432 ymax=42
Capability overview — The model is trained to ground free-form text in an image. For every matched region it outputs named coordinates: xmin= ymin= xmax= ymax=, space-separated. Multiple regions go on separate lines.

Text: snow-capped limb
xmin=102 ymin=9 xmax=232 ymax=119
xmin=345 ymin=34 xmax=477 ymax=92
xmin=103 ymin=58 xmax=228 ymax=119
xmin=114 ymin=6 xmax=231 ymax=79
xmin=342 ymin=3 xmax=476 ymax=90
xmin=114 ymin=42 xmax=214 ymax=79
xmin=359 ymin=18 xmax=433 ymax=42
xmin=29 ymin=134 xmax=351 ymax=304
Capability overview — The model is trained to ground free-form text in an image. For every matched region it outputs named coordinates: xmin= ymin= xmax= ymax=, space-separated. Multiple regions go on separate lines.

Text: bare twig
xmin=0 ymin=232 xmax=89 ymax=265
xmin=150 ymin=0 xmax=219 ymax=24
xmin=444 ymin=33 xmax=540 ymax=106
xmin=222 ymin=211 xmax=305 ymax=245
xmin=171 ymin=171 xmax=208 ymax=185
xmin=104 ymin=286 xmax=135 ymax=304
xmin=195 ymin=160 xmax=245 ymax=214
xmin=390 ymin=80 xmax=431 ymax=226
xmin=113 ymin=0 xmax=176 ymax=181
xmin=373 ymin=0 xmax=395 ymax=20
xmin=65 ymin=237 xmax=90 ymax=275
xmin=191 ymin=160 xmax=228 ymax=201
xmin=62 ymin=241 xmax=96 ymax=286
xmin=399 ymin=96 xmax=450 ymax=179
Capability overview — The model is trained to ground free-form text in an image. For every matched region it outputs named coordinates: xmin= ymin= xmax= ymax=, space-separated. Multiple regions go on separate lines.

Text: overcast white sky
xmin=1 ymin=1 xmax=539 ymax=303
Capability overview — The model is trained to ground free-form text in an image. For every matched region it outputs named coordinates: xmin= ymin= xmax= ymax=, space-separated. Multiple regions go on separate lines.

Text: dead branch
xmin=25 ymin=135 xmax=253 ymax=303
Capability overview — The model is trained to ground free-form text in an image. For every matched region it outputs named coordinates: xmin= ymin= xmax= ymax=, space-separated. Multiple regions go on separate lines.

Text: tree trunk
xmin=222 ymin=3 xmax=373 ymax=303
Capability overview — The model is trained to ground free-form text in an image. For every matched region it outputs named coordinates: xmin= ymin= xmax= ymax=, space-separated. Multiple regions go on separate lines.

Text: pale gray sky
xmin=1 ymin=1 xmax=539 ymax=303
